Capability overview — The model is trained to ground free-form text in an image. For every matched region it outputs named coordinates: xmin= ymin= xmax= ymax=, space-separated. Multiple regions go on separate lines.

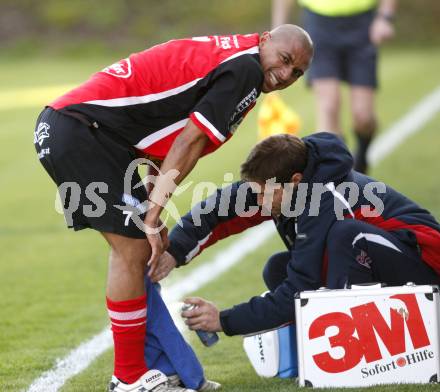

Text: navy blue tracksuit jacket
xmin=167 ymin=133 xmax=440 ymax=336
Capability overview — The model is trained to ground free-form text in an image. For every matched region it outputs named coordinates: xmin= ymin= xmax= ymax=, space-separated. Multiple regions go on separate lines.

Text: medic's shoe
xmin=168 ymin=375 xmax=221 ymax=391
xmin=197 ymin=379 xmax=222 ymax=391
xmin=109 ymin=369 xmax=197 ymax=392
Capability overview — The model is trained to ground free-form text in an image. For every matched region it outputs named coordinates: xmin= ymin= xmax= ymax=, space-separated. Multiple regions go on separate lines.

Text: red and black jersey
xmin=50 ymin=34 xmax=263 ymax=159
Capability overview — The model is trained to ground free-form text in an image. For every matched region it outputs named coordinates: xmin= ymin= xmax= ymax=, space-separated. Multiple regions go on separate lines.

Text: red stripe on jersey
xmin=197 ymin=213 xmax=271 ymax=257
xmin=190 ymin=112 xmax=223 ymax=146
xmin=136 ymin=123 xmax=228 ymax=160
xmin=349 ymin=209 xmax=440 ymax=275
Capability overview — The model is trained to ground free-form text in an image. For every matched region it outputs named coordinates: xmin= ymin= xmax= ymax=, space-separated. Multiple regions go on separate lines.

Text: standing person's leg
xmin=350 ymin=86 xmax=377 ymax=173
xmin=312 ymin=79 xmax=342 ymax=135
xmin=104 ymin=233 xmax=150 ymax=383
xmin=325 ymin=219 xmax=440 ymax=288
xmin=302 ymin=9 xmax=344 ymax=136
xmin=35 ymin=108 xmax=194 ymax=391
xmin=345 ymin=10 xmax=378 ymax=173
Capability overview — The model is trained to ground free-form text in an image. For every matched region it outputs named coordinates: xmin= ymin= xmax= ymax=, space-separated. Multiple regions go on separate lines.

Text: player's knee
xmin=320 ymin=99 xmax=340 ymax=120
xmin=353 ymin=112 xmax=376 ymax=134
xmin=317 ymin=102 xmax=340 ymax=132
xmin=326 ymin=220 xmax=375 ymax=287
xmin=327 ymin=220 xmax=361 ymax=252
xmin=262 ymin=252 xmax=290 ymax=291
xmin=106 ymin=234 xmax=150 ymax=267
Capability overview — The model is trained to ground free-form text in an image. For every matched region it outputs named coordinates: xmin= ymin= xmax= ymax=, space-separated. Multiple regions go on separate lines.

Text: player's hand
xmin=182 ymin=297 xmax=223 ymax=332
xmin=150 ymin=251 xmax=177 ymax=282
xmin=146 ymin=219 xmax=169 ymax=277
xmin=370 ymin=17 xmax=394 ymax=46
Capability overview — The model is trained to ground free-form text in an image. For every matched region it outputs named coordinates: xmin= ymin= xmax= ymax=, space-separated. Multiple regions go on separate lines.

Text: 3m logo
xmin=308 ymin=294 xmax=430 ymax=373
xmin=102 ymin=58 xmax=132 ymax=78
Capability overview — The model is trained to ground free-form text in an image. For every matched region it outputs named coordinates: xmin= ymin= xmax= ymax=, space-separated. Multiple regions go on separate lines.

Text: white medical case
xmin=295 ymin=283 xmax=440 ymax=388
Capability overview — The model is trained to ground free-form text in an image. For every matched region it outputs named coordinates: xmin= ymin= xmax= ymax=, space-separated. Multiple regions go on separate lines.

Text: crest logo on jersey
xmin=34 ymin=122 xmax=50 ymax=146
xmin=229 ymin=87 xmax=258 ymax=131
xmin=102 ymin=58 xmax=132 ymax=78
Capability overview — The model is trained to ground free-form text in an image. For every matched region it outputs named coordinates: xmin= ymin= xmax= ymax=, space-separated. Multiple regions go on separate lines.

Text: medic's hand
xmin=146 ymin=219 xmax=169 ymax=277
xmin=182 ymin=297 xmax=223 ymax=332
xmin=150 ymin=251 xmax=177 ymax=282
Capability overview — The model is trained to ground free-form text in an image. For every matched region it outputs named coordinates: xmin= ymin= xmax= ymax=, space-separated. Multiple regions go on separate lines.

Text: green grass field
xmin=1 ymin=47 xmax=440 ymax=391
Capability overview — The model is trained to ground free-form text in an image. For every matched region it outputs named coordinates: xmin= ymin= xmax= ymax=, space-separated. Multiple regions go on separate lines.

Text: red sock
xmin=107 ymin=294 xmax=148 ymax=383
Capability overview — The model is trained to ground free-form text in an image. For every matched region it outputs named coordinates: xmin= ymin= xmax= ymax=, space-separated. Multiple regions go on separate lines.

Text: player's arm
xmin=370 ymin=0 xmax=397 ymax=45
xmin=145 ymin=119 xmax=208 ymax=276
xmin=377 ymin=0 xmax=397 ymax=19
xmin=170 ymin=182 xmax=267 ymax=264
xmin=272 ymin=0 xmax=295 ymax=28
xmin=150 ymin=182 xmax=271 ymax=282
xmin=148 ymin=55 xmax=263 ymax=277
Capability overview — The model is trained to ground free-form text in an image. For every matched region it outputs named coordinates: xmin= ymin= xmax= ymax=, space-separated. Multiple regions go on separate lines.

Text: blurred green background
xmin=1 ymin=0 xmax=440 ymax=58
xmin=1 ymin=1 xmax=440 ymax=391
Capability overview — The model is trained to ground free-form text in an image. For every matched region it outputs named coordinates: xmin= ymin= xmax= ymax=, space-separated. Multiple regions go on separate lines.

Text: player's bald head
xmin=259 ymin=24 xmax=313 ymax=93
xmin=270 ymin=24 xmax=314 ymax=58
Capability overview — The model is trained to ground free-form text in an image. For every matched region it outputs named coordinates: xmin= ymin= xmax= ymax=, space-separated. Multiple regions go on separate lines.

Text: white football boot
xmin=108 ymin=369 xmax=196 ymax=392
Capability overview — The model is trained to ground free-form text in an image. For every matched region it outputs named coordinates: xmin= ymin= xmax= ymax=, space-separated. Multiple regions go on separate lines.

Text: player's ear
xmin=260 ymin=31 xmax=272 ymax=45
xmin=290 ymin=172 xmax=303 ymax=186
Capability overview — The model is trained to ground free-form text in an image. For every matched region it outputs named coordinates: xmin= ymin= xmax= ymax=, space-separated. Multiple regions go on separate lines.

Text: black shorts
xmin=303 ymin=9 xmax=378 ymax=88
xmin=34 ymin=107 xmax=148 ymax=239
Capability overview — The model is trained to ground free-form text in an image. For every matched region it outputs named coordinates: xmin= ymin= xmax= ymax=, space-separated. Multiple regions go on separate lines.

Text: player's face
xmin=252 ymin=181 xmax=286 ymax=217
xmin=259 ymin=32 xmax=311 ymax=93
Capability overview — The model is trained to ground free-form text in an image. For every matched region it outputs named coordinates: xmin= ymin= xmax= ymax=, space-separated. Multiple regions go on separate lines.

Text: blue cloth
xmin=144 ymin=277 xmax=205 ymax=390
xmin=277 ymin=325 xmax=298 ymax=378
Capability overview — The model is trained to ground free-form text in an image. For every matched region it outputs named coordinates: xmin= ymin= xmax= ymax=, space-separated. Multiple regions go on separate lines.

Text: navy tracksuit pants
xmin=263 ymin=219 xmax=440 ymax=291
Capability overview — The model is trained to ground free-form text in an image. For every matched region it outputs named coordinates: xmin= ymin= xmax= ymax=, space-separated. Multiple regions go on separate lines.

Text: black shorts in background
xmin=34 ymin=107 xmax=148 ymax=239
xmin=302 ymin=9 xmax=378 ymax=88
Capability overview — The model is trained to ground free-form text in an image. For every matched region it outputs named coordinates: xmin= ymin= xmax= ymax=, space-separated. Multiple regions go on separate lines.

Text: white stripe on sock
xmin=107 ymin=308 xmax=147 ymax=321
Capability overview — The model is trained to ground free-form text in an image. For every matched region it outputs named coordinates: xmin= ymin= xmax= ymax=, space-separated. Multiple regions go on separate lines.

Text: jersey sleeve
xmin=167 ymin=181 xmax=271 ymax=267
xmin=219 ymin=192 xmax=338 ymax=336
xmin=190 ymin=55 xmax=263 ymax=145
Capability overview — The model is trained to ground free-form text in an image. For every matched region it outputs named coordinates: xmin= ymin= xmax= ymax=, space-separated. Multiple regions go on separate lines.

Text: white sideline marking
xmin=162 ymin=220 xmax=275 ymax=304
xmin=27 ymin=331 xmax=113 ymax=392
xmin=368 ymin=85 xmax=440 ymax=166
xmin=27 ymin=84 xmax=440 ymax=391
xmin=26 ymin=221 xmax=275 ymax=392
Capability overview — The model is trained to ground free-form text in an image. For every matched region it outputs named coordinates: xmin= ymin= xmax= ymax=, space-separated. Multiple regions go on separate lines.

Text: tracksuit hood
xmin=302 ymin=132 xmax=353 ymax=184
